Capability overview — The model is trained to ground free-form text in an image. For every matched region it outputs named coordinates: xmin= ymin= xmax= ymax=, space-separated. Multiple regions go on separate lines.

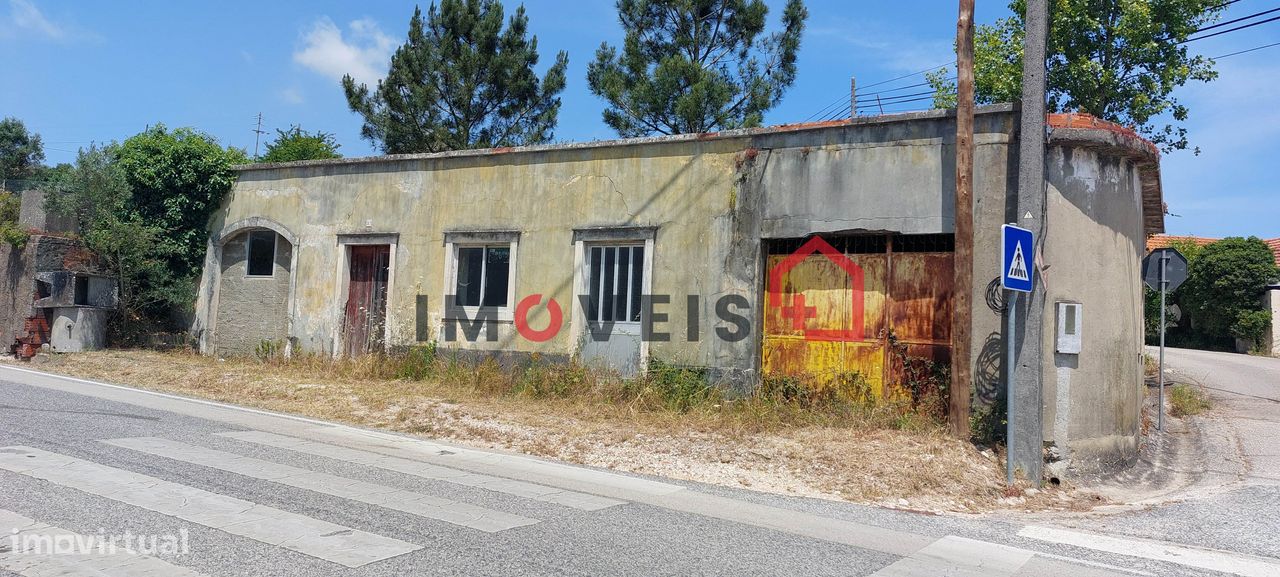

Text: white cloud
xmin=810 ymin=20 xmax=953 ymax=74
xmin=2 ymin=0 xmax=65 ymax=40
xmin=278 ymin=87 xmax=305 ymax=105
xmin=293 ymin=16 xmax=395 ymax=86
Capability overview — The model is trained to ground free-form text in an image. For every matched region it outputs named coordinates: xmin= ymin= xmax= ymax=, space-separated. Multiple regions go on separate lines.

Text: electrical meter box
xmin=1056 ymin=302 xmax=1082 ymax=354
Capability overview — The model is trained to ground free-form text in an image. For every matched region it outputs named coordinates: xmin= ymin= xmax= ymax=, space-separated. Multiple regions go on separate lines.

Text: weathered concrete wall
xmin=17 ymin=189 xmax=77 ymax=235
xmin=196 ymin=108 xmax=1021 ymax=378
xmin=1 ymin=236 xmax=84 ymax=345
xmin=1 ymin=242 xmax=35 ymax=344
xmin=194 ymin=106 xmax=1160 ymax=478
xmin=1268 ymin=288 xmax=1280 ymax=356
xmin=1040 ymin=141 xmax=1149 ymax=474
xmin=212 ymin=231 xmax=293 ymax=356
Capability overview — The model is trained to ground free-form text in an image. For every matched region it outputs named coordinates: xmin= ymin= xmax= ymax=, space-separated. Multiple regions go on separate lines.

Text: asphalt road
xmin=1048 ymin=347 xmax=1280 ymax=565
xmin=1 ymin=363 xmax=1275 ymax=576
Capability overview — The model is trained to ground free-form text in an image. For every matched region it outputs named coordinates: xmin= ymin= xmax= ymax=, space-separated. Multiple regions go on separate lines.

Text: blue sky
xmin=1 ymin=0 xmax=1275 ymax=238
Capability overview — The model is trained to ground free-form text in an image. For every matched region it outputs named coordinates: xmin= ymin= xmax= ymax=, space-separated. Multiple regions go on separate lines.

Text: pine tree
xmin=343 ymin=0 xmax=569 ymax=154
xmin=587 ymin=0 xmax=808 ymax=137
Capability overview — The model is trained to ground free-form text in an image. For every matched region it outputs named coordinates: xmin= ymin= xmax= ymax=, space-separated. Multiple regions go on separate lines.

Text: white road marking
xmin=869 ymin=536 xmax=1035 ymax=576
xmin=0 ymin=446 xmax=420 ymax=568
xmin=1019 ymin=525 xmax=1280 ymax=577
xmin=0 ymin=508 xmax=210 ymax=577
xmin=218 ymin=430 xmax=624 ymax=511
xmin=103 ymin=436 xmax=539 ymax=532
xmin=296 ymin=425 xmax=686 ymax=497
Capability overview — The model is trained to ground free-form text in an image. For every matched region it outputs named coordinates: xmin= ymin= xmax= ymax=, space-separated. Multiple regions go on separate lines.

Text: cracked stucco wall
xmin=193 ymin=106 xmax=1152 ymax=473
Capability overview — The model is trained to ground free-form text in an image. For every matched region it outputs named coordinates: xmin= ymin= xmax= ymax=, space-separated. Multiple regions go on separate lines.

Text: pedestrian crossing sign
xmin=1001 ymin=224 xmax=1034 ymax=292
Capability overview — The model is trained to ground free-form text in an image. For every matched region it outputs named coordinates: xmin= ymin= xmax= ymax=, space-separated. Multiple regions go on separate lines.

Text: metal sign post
xmin=1141 ymin=248 xmax=1188 ymax=433
xmin=1001 ymin=224 xmax=1034 ymax=485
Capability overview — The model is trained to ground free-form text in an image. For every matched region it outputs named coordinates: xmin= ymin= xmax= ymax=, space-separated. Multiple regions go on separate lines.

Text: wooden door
xmin=343 ymin=245 xmax=390 ymax=356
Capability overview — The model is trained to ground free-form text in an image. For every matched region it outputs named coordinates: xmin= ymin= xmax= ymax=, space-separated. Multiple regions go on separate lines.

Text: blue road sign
xmin=1002 ymin=224 xmax=1034 ymax=293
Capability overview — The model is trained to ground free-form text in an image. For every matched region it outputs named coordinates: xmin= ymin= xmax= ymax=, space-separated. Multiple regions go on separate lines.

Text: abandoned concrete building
xmin=2 ymin=189 xmax=118 ymax=357
xmin=193 ymin=104 xmax=1163 ymax=474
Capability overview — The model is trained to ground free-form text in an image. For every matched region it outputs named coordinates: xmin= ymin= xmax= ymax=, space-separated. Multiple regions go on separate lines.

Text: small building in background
xmin=1 ymin=188 xmax=117 ymax=358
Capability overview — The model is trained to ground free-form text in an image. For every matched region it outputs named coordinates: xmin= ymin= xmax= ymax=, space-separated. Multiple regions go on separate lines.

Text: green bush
xmin=629 ymin=361 xmax=717 ymax=412
xmin=394 ymin=343 xmax=438 ymax=381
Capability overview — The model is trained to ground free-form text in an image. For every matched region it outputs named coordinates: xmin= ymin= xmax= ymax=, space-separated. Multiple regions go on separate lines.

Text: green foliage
xmin=587 ymin=0 xmax=808 ymax=136
xmin=394 ymin=343 xmax=439 ymax=381
xmin=255 ymin=339 xmax=284 ymax=361
xmin=0 ymin=117 xmax=45 ymax=182
xmin=929 ymin=0 xmax=1224 ymax=152
xmin=1144 ymin=238 xmax=1205 ymax=341
xmin=517 ymin=358 xmax=591 ymax=398
xmin=343 ymin=0 xmax=569 ymax=154
xmin=46 ymin=145 xmax=180 ymax=340
xmin=260 ymin=126 xmax=342 ymax=163
xmin=45 ymin=130 xmax=245 ymax=342
xmin=114 ymin=125 xmax=247 ymax=289
xmin=0 ymin=190 xmax=29 ymax=247
xmin=1176 ymin=237 xmax=1279 ymax=349
xmin=628 ymin=360 xmax=717 ymax=412
xmin=1169 ymin=383 xmax=1210 ymax=417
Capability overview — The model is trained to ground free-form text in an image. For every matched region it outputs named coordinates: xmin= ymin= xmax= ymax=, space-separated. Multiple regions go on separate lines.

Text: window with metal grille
xmin=246 ymin=230 xmax=277 ymax=276
xmin=586 ymin=245 xmax=645 ymax=323
xmin=453 ymin=245 xmax=510 ymax=307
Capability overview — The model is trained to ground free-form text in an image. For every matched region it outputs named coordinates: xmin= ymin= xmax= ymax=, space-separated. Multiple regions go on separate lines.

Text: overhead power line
xmin=861 ymin=77 xmax=957 ymax=97
xmin=1184 ymin=14 xmax=1280 ymax=42
xmin=857 ymin=63 xmax=951 ymax=91
xmin=1193 ymin=6 xmax=1280 ymax=35
xmin=1213 ymin=40 xmax=1280 ymax=58
xmin=804 ymin=93 xmax=849 ymax=122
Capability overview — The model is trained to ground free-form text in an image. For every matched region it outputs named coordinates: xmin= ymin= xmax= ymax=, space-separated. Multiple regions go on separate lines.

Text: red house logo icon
xmin=767 ymin=236 xmax=866 ymax=341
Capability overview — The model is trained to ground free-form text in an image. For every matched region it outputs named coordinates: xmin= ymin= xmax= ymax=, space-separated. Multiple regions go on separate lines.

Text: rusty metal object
xmin=762 ymin=236 xmax=954 ymax=403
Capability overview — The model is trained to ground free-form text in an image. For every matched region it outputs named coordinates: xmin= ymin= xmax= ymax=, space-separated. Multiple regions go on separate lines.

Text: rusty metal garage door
xmin=762 ymin=234 xmax=954 ymax=398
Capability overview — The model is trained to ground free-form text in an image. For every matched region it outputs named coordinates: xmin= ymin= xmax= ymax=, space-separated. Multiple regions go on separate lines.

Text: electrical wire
xmin=1193 ymin=6 xmax=1280 ymax=34
xmin=861 ymin=77 xmax=957 ymax=97
xmin=1184 ymin=14 xmax=1280 ymax=42
xmin=857 ymin=63 xmax=952 ymax=91
xmin=1213 ymin=40 xmax=1280 ymax=58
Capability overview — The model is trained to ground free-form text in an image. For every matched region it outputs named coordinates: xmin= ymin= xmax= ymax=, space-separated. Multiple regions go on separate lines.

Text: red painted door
xmin=343 ymin=245 xmax=390 ymax=356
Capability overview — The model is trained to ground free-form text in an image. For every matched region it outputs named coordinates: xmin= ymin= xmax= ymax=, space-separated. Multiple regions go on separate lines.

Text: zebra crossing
xmin=0 ymin=428 xmax=630 ymax=574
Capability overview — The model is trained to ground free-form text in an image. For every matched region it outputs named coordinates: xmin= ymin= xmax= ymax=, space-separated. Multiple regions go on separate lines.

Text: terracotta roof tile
xmin=1146 ymin=234 xmax=1280 ymax=268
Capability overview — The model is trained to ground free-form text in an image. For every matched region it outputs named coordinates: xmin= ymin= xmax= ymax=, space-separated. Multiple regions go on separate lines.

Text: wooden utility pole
xmin=949 ymin=0 xmax=976 ymax=438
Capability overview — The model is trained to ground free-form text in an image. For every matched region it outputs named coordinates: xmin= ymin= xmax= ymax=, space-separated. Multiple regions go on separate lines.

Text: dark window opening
xmin=586 ymin=245 xmax=645 ymax=323
xmin=893 ymin=233 xmax=955 ymax=253
xmin=247 ymin=231 xmax=277 ymax=276
xmin=74 ymin=276 xmax=89 ymax=306
xmin=454 ymin=245 xmax=510 ymax=307
xmin=766 ymin=233 xmax=955 ymax=255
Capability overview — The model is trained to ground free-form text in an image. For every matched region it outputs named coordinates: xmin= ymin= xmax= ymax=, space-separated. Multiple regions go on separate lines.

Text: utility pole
xmin=253 ymin=113 xmax=266 ymax=160
xmin=850 ymin=77 xmax=857 ymax=119
xmin=950 ymin=0 xmax=975 ymax=438
xmin=1010 ymin=0 xmax=1049 ymax=485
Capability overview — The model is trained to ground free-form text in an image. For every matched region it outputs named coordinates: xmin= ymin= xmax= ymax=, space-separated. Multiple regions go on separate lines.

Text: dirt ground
xmin=4 ymin=350 xmax=1104 ymax=514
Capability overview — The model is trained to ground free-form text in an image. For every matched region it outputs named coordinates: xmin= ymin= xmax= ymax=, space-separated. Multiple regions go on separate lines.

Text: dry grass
xmin=1169 ymin=382 xmax=1212 ymax=417
xmin=8 ymin=349 xmax=1102 ymax=513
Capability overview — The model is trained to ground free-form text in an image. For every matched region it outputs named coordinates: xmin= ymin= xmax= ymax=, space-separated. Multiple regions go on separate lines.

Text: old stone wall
xmin=212 ymin=231 xmax=292 ymax=356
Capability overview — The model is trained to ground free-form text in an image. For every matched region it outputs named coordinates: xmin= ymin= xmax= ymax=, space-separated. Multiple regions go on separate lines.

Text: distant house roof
xmin=1267 ymin=238 xmax=1280 ymax=268
xmin=1147 ymin=234 xmax=1280 ymax=268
